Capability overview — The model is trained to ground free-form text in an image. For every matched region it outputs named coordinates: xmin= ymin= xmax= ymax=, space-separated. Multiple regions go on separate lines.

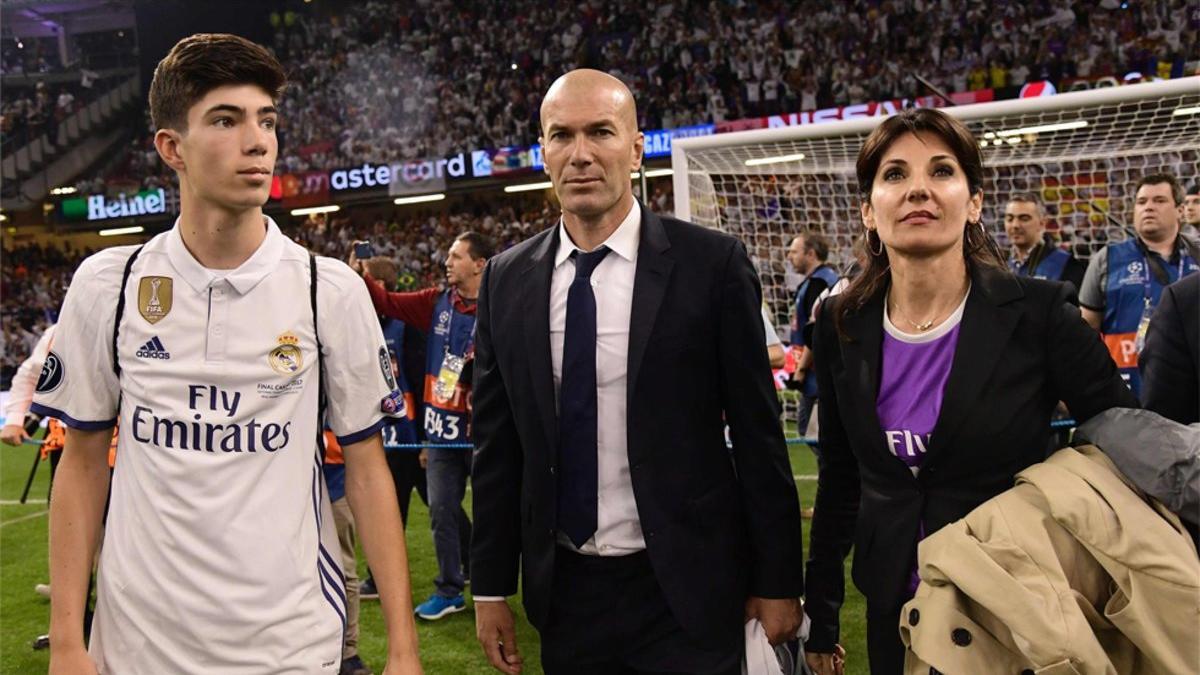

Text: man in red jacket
xmin=352 ymin=231 xmax=493 ymax=619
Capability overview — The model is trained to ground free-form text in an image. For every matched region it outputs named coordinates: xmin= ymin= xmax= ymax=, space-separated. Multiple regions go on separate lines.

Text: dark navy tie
xmin=558 ymin=246 xmax=611 ymax=548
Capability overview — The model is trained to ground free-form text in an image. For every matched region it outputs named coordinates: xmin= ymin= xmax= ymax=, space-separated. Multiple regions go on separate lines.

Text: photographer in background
xmin=349 ymin=232 xmax=492 ymax=620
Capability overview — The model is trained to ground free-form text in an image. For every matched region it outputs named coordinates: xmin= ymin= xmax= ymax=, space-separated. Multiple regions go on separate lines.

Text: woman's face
xmin=862 ymin=131 xmax=982 ymax=259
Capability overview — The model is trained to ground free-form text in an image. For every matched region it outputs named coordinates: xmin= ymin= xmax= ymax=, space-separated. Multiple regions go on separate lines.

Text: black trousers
xmin=385 ymin=450 xmax=427 ymax=528
xmin=540 ymin=549 xmax=741 ymax=675
xmin=866 ymin=605 xmax=905 ymax=675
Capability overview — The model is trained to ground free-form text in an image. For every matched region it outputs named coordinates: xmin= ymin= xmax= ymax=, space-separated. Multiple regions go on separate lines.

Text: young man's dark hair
xmin=1135 ymin=173 xmax=1185 ymax=206
xmin=148 ymin=33 xmax=287 ymax=131
xmin=454 ymin=231 xmax=495 ymax=260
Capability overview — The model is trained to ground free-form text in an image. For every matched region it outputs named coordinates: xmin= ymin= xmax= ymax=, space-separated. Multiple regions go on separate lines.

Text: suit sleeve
xmin=717 ymin=240 xmax=804 ymax=599
xmin=803 ymin=299 xmax=861 ymax=652
xmin=469 ymin=261 xmax=524 ymax=597
xmin=1047 ymin=282 xmax=1139 ymax=421
xmin=1140 ymin=284 xmax=1197 ymax=423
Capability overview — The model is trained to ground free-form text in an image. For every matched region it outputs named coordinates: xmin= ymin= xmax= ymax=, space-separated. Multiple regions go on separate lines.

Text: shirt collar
xmin=165 ymin=216 xmax=286 ymax=295
xmin=554 ymin=200 xmax=641 ymax=268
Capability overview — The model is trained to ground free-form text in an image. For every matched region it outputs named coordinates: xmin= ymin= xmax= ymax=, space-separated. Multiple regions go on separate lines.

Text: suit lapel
xmin=523 ymin=229 xmax=560 ymax=452
xmin=627 ymin=208 xmax=674 ymax=414
xmin=839 ymin=292 xmax=895 ymax=466
xmin=923 ymin=267 xmax=1022 ymax=467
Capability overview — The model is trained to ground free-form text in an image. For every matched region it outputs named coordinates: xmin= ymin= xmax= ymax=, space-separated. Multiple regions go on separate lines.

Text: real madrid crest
xmin=138 ymin=276 xmax=173 ymax=324
xmin=269 ymin=331 xmax=304 ymax=375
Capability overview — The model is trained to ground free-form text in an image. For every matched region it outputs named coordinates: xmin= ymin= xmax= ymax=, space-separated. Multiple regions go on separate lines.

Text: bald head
xmin=540 ymin=69 xmax=638 ymax=135
xmin=539 ymin=68 xmax=645 ymax=229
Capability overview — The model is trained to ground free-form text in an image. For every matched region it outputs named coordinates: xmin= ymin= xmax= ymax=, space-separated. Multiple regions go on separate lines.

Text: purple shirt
xmin=876 ymin=290 xmax=967 ymax=595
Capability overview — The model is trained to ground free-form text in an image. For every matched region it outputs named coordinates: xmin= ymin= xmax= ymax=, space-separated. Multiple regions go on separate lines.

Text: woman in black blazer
xmin=802 ymin=109 xmax=1137 ymax=675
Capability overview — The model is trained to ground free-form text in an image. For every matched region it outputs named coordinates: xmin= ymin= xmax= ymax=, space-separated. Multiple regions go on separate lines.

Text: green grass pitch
xmin=0 ymin=435 xmax=869 ymax=674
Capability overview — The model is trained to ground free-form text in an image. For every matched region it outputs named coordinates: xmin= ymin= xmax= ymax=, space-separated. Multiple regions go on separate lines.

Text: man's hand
xmin=418 ymin=449 xmax=428 ymax=469
xmin=745 ymin=596 xmax=803 ymax=646
xmin=49 ymin=644 xmax=98 ymax=675
xmin=348 ymin=246 xmax=364 ymax=275
xmin=805 ymin=644 xmax=846 ymax=675
xmin=475 ymin=600 xmax=523 ymax=674
xmin=0 ymin=423 xmax=29 ymax=446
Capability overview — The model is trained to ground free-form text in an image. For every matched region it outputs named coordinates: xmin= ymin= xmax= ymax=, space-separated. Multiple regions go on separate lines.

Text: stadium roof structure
xmin=1 ymin=0 xmax=134 ymax=39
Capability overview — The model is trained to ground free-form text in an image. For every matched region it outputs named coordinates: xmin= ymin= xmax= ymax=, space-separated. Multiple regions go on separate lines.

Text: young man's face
xmin=1184 ymin=193 xmax=1200 ymax=226
xmin=175 ymin=84 xmax=278 ymax=211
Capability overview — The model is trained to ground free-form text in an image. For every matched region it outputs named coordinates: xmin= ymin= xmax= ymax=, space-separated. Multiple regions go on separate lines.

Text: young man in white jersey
xmin=32 ymin=34 xmax=422 ymax=675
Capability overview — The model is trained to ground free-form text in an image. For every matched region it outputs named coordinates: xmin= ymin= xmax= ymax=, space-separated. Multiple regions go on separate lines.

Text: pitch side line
xmin=0 ymin=509 xmax=48 ymax=528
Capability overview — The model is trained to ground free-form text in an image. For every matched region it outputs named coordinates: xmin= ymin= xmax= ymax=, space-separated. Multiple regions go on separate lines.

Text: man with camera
xmin=350 ymin=232 xmax=493 ymax=620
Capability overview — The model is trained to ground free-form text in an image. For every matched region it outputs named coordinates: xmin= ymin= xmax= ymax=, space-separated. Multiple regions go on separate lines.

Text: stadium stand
xmin=77 ymin=0 xmax=1197 ymax=192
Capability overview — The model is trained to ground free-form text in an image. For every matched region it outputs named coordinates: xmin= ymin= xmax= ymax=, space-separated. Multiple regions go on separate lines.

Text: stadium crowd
xmin=268 ymin=0 xmax=1193 ymax=171
xmin=81 ymin=0 xmax=1195 ymax=189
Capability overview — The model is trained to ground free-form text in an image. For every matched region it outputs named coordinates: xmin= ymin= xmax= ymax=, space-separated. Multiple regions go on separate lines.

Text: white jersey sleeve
xmin=315 ymin=256 xmax=396 ymax=445
xmin=760 ymin=304 xmax=782 ymax=347
xmin=4 ymin=323 xmax=55 ymax=426
xmin=31 ymin=249 xmax=133 ymax=429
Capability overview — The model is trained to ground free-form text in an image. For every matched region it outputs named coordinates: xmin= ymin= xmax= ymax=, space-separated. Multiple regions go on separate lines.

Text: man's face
xmin=1184 ymin=193 xmax=1200 ymax=226
xmin=1133 ymin=182 xmax=1181 ymax=244
xmin=170 ymin=84 xmax=278 ymax=211
xmin=787 ymin=236 xmax=813 ymax=275
xmin=540 ymin=86 xmax=643 ymax=221
xmin=444 ymin=239 xmax=481 ymax=288
xmin=1003 ymin=200 xmax=1044 ymax=251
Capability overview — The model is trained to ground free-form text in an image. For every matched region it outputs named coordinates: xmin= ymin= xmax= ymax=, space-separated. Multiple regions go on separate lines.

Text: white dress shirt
xmin=551 ymin=200 xmax=645 ymax=556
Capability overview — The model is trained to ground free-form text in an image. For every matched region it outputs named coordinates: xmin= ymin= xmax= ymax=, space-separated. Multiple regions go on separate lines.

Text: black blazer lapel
xmin=522 ymin=228 xmax=560 ymax=453
xmin=923 ymin=267 xmax=1023 ymax=467
xmin=627 ymin=207 xmax=674 ymax=415
xmin=838 ymin=292 xmax=896 ymax=467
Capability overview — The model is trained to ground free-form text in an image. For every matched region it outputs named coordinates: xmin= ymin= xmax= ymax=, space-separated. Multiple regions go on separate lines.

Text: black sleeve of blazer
xmin=719 ymin=240 xmax=805 ymax=598
xmin=469 ymin=261 xmax=524 ymax=597
xmin=803 ymin=299 xmax=860 ymax=653
xmin=1140 ymin=277 xmax=1200 ymax=425
xmin=1046 ymin=281 xmax=1140 ymax=421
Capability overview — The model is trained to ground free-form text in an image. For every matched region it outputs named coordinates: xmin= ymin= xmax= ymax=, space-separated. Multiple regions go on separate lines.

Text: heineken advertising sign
xmin=59 ymin=188 xmax=174 ymax=223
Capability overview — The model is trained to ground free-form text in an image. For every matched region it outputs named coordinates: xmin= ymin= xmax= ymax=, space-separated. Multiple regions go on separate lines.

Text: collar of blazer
xmin=836 ymin=264 xmax=1025 ymax=477
xmin=518 ymin=200 xmax=674 ymax=453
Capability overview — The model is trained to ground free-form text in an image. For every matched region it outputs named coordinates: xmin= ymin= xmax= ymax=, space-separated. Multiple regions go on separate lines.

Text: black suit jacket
xmin=804 ymin=265 xmax=1137 ymax=651
xmin=1141 ymin=273 xmax=1200 ymax=424
xmin=470 ymin=206 xmax=803 ymax=646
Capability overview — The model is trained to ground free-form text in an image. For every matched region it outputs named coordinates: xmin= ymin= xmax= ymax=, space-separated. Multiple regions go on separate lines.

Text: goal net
xmin=671 ymin=77 xmax=1200 ymax=429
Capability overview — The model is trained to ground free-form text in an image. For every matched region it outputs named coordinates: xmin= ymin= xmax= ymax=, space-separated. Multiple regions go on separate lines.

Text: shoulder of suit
xmin=656 ymin=214 xmax=740 ymax=253
xmin=487 ymin=225 xmax=555 ymax=273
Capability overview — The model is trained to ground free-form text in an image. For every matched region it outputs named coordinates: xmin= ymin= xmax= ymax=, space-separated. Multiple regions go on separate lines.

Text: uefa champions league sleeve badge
xmin=138 ymin=276 xmax=173 ymax=324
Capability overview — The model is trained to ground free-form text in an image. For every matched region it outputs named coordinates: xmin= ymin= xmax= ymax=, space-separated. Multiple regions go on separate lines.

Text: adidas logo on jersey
xmin=136 ymin=336 xmax=171 ymax=360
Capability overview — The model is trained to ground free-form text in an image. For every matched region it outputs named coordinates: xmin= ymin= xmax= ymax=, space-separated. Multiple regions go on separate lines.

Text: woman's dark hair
xmin=834 ymin=108 xmax=1004 ymax=337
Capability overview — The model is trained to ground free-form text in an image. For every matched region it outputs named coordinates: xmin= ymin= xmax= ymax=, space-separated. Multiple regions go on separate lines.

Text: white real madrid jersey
xmin=32 ymin=218 xmax=395 ymax=674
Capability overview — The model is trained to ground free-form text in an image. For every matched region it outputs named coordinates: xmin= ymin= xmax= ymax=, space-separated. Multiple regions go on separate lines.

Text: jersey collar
xmin=166 ymin=216 xmax=286 ymax=295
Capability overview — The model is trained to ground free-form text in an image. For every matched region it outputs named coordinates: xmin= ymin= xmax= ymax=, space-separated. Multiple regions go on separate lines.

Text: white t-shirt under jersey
xmin=32 ymin=218 xmax=396 ymax=674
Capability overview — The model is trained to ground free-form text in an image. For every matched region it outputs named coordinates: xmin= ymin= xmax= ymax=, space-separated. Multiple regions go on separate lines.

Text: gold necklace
xmin=893 ymin=304 xmax=937 ymax=332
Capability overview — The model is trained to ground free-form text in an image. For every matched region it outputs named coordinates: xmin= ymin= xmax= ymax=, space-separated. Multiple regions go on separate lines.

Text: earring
xmin=868 ymin=229 xmax=884 ymax=256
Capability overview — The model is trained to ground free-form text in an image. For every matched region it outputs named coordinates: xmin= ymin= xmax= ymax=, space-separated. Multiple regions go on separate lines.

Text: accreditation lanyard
xmin=1134 ymin=248 xmax=1187 ymax=353
xmin=434 ymin=296 xmax=473 ymax=401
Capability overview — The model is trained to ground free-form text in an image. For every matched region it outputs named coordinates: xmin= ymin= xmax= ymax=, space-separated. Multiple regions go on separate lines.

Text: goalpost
xmin=672 ymin=77 xmax=1200 ymax=345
